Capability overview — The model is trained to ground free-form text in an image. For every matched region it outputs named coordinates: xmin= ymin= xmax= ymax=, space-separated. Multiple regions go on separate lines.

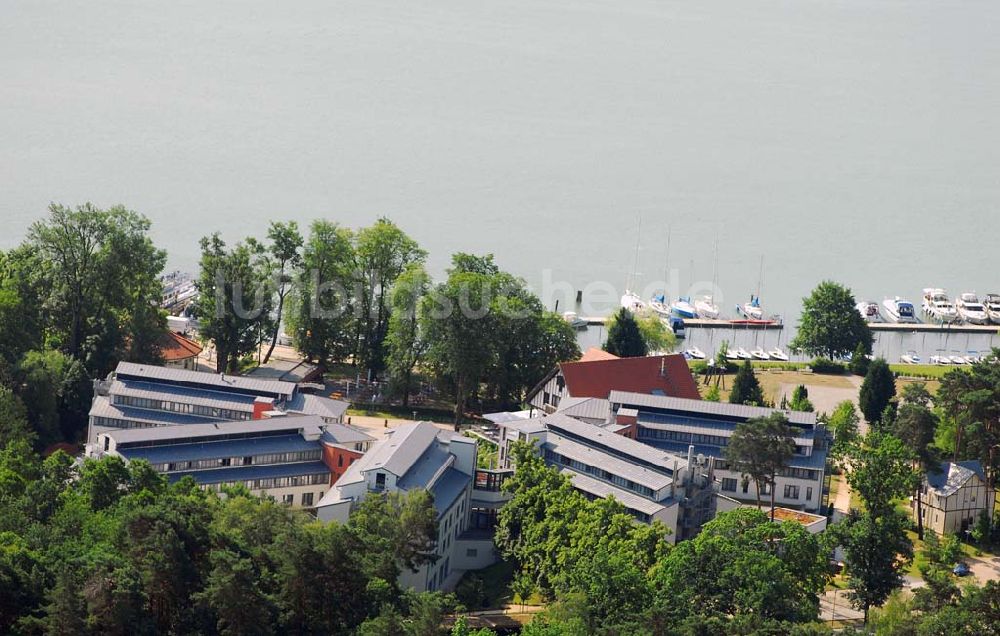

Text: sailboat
xmin=736 ymin=256 xmax=768 ymax=321
xmin=694 ymin=235 xmax=721 ymax=319
xmin=621 ymin=217 xmax=647 ymax=313
xmin=649 ymin=227 xmax=672 ymax=317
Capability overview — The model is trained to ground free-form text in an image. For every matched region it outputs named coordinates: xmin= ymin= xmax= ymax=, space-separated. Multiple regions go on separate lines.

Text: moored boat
xmin=900 ymin=350 xmax=921 ymax=364
xmin=921 ymin=289 xmax=959 ymax=323
xmin=671 ymin=296 xmax=698 ymax=319
xmin=739 ymin=296 xmax=764 ymax=320
xmin=956 ymin=292 xmax=989 ymax=325
xmin=750 ymin=347 xmax=770 ymax=360
xmin=685 ymin=346 xmax=706 ymax=360
xmin=768 ymin=347 xmax=789 ymax=361
xmin=882 ymin=297 xmax=920 ymax=323
xmin=856 ymin=301 xmax=883 ymax=323
xmin=734 ymin=347 xmax=752 ymax=360
xmin=649 ymin=294 xmax=672 ymax=318
xmin=621 ymin=290 xmax=646 ymax=313
xmin=983 ymin=293 xmax=1000 ymax=324
xmin=694 ymin=295 xmax=720 ymax=320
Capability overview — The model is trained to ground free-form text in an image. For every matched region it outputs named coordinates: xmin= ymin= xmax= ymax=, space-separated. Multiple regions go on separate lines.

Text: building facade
xmin=913 ymin=460 xmax=996 ymax=535
xmin=606 ymin=391 xmax=829 ymax=513
xmin=87 ymin=362 xmax=349 ymax=447
xmin=316 ymin=422 xmax=501 ymax=591
xmin=497 ymin=413 xmax=718 ymax=542
xmin=89 ymin=414 xmax=373 ymax=508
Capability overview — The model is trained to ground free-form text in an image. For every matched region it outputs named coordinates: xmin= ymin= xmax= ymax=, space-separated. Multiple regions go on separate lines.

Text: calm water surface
xmin=2 ymin=0 xmax=998 ymax=328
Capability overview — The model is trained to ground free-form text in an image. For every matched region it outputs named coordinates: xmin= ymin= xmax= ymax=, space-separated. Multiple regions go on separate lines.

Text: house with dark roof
xmin=316 ymin=422 xmax=501 ymax=592
xmin=913 ymin=460 xmax=995 ymax=535
xmin=89 ymin=414 xmax=374 ymax=508
xmin=87 ymin=362 xmax=350 ymax=447
xmin=526 ymin=354 xmax=701 ymax=416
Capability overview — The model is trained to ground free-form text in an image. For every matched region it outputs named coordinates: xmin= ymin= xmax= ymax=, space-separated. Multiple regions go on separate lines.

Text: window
xmin=721 ymin=478 xmax=737 ymax=492
xmin=243 ymin=456 xmax=252 ymax=466
xmin=282 ymin=494 xmax=293 ymax=505
xmin=742 ymin=480 xmax=749 ymax=494
xmin=338 ymin=455 xmax=344 ymax=467
xmin=302 ymin=492 xmax=314 ymax=507
xmin=375 ymin=472 xmax=386 ymax=490
xmin=806 ymin=487 xmax=813 ymax=501
xmin=784 ymin=485 xmax=800 ymax=500
xmin=761 ymin=483 xmax=771 ymax=496
xmin=466 ymin=548 xmax=478 ymax=558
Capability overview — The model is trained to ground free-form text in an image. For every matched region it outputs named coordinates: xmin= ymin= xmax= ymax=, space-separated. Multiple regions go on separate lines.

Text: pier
xmin=581 ymin=317 xmax=783 ymax=330
xmin=869 ymin=323 xmax=1000 ymax=335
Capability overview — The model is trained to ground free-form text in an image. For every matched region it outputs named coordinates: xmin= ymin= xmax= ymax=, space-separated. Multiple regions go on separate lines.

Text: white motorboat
xmin=983 ymin=293 xmax=1000 ymax=324
xmin=562 ymin=311 xmax=588 ymax=329
xmin=856 ymin=301 xmax=883 ymax=323
xmin=750 ymin=347 xmax=770 ymax=360
xmin=949 ymin=354 xmax=967 ymax=365
xmin=725 ymin=348 xmax=740 ymax=361
xmin=621 ymin=290 xmax=646 ymax=313
xmin=734 ymin=347 xmax=752 ymax=360
xmin=882 ymin=297 xmax=920 ymax=324
xmin=671 ymin=297 xmax=698 ymax=319
xmin=685 ymin=346 xmax=706 ymax=360
xmin=900 ymin=351 xmax=921 ymax=364
xmin=956 ymin=292 xmax=989 ymax=325
xmin=694 ymin=295 xmax=720 ymax=320
xmin=921 ymin=289 xmax=959 ymax=323
xmin=963 ymin=351 xmax=981 ymax=365
xmin=768 ymin=347 xmax=789 ymax=361
xmin=929 ymin=354 xmax=950 ymax=365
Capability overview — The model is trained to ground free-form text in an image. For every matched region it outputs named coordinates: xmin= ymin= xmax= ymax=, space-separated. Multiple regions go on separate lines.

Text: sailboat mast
xmin=628 ymin=216 xmax=642 ymax=291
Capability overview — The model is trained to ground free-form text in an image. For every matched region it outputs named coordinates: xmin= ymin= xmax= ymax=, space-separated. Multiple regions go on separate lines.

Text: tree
xmin=848 ymin=341 xmax=870 ymax=376
xmin=790 ymin=281 xmax=872 ymax=359
xmin=833 ymin=509 xmax=914 ymax=623
xmin=859 ymin=358 xmax=895 ymax=425
xmin=286 ymin=220 xmax=356 ymax=366
xmin=27 ymin=203 xmax=167 ymax=374
xmin=827 ymin=400 xmax=860 ymax=450
xmin=840 ymin=431 xmax=918 ymax=520
xmin=893 ymin=384 xmax=939 ymax=539
xmin=703 ymin=385 xmax=721 ymax=402
xmin=192 ymin=234 xmax=274 ymax=373
xmin=15 ymin=349 xmax=90 ymax=445
xmin=353 ymin=218 xmax=426 ymax=379
xmin=651 ymin=508 xmax=829 ymax=627
xmin=0 ymin=247 xmax=45 ymax=368
xmin=724 ymin=413 xmax=796 ymax=519
xmin=421 ymin=257 xmax=498 ymax=423
xmin=789 ymin=385 xmax=814 ymax=412
xmin=385 ymin=264 xmax=431 ymax=407
xmin=634 ymin=309 xmax=676 ymax=353
xmin=602 ymin=308 xmax=647 ymax=358
xmin=193 ymin=550 xmax=275 ymax=635
xmin=729 ymin=359 xmax=765 ymax=407
xmin=260 ymin=222 xmax=303 ymax=365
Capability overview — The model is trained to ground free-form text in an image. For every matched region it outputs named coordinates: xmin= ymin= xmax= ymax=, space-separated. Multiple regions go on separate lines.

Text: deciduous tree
xmin=791 ymin=281 xmax=872 ymax=359
xmin=724 ymin=413 xmax=796 ymax=519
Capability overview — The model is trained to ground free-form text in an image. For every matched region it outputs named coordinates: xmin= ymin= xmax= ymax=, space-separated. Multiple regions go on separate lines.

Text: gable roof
xmin=926 ymin=460 xmax=986 ymax=497
xmin=157 ymin=331 xmax=203 ymax=362
xmin=357 ymin=422 xmax=439 ymax=478
xmin=559 ymin=354 xmax=701 ymax=401
xmin=608 ymin=391 xmax=818 ymax=428
xmin=579 ymin=347 xmax=619 ymax=362
xmin=115 ymin=362 xmax=296 ymax=400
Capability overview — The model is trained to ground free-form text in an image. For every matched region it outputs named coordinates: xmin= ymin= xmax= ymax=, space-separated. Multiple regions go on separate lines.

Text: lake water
xmin=2 ymin=0 xmax=999 ymax=337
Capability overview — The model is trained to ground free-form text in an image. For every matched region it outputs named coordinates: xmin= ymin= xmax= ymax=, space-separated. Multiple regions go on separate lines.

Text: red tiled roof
xmin=158 ymin=331 xmax=203 ymax=361
xmin=579 ymin=347 xmax=620 ymax=362
xmin=558 ymin=354 xmax=701 ymax=401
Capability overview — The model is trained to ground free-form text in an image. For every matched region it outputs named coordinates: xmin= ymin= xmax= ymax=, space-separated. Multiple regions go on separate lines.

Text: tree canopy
xmin=859 ymin=358 xmax=896 ymax=425
xmin=603 ymin=308 xmax=647 ymax=358
xmin=729 ymin=359 xmax=765 ymax=407
xmin=790 ymin=280 xmax=872 ymax=359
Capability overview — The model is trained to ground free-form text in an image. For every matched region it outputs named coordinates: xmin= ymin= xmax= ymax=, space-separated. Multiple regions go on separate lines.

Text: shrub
xmin=809 ymin=358 xmax=846 ymax=375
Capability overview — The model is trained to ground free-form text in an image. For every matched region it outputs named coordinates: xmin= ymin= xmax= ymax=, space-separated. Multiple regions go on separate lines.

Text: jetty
xmin=869 ymin=322 xmax=1000 ymax=335
xmin=581 ymin=317 xmax=783 ymax=330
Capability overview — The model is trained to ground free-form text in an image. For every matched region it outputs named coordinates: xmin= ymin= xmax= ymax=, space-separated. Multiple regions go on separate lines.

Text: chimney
xmin=252 ymin=397 xmax=275 ymax=420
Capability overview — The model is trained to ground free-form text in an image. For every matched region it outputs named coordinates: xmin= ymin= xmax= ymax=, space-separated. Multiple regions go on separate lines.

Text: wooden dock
xmin=582 ymin=317 xmax=783 ymax=330
xmin=869 ymin=322 xmax=1000 ymax=334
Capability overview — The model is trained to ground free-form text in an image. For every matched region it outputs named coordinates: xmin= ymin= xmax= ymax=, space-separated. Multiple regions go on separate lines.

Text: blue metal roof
xmin=640 ymin=439 xmax=828 ymax=471
xmin=120 ymin=434 xmax=319 ymax=464
xmin=90 ymin=396 xmax=220 ymax=426
xmin=167 ymin=461 xmax=331 ymax=485
xmin=430 ymin=468 xmax=470 ymax=516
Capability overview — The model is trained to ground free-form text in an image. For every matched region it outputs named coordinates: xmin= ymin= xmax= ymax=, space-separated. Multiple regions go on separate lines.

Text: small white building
xmin=913 ymin=460 xmax=995 ymax=535
xmin=316 ymin=422 xmax=497 ymax=592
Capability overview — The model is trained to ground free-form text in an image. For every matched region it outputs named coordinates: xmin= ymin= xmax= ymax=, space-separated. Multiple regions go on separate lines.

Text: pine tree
xmin=859 ymin=359 xmax=896 ymax=424
xmin=729 ymin=360 xmax=764 ymax=406
xmin=603 ymin=308 xmax=647 ymax=358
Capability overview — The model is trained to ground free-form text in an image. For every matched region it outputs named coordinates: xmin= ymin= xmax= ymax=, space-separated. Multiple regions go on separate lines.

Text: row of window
xmin=544 ymin=449 xmax=655 ymax=498
xmin=720 ymin=477 xmax=813 ymax=501
xmin=638 ymin=428 xmax=812 ymax=458
xmin=474 ymin=470 xmax=511 ymax=492
xmin=198 ymin=472 xmax=330 ymax=491
xmin=151 ymin=449 xmax=322 ymax=473
xmin=113 ymin=394 xmax=251 ymax=421
xmin=93 ymin=415 xmax=159 ymax=431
